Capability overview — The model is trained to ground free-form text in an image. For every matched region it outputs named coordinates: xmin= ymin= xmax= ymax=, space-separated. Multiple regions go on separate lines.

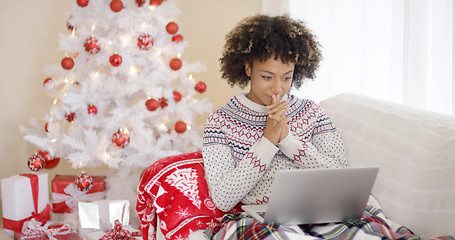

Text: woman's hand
xmin=263 ymin=94 xmax=290 ymax=145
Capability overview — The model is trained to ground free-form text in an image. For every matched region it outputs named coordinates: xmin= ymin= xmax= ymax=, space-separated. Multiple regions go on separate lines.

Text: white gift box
xmin=1 ymin=173 xmax=50 ymax=238
xmin=78 ymin=199 xmax=130 ymax=230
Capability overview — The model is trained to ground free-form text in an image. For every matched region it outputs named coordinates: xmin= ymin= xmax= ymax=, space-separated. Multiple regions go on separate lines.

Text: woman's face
xmin=245 ymin=56 xmax=295 ymax=106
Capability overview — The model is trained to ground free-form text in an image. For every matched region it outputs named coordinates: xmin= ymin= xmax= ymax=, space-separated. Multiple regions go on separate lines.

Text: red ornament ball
xmin=38 ymin=150 xmax=60 ymax=169
xmin=43 ymin=77 xmax=52 ymax=86
xmin=44 ymin=122 xmax=49 ymax=132
xmin=75 ymin=172 xmax=93 ymax=192
xmin=28 ymin=153 xmax=45 ymax=172
xmin=61 ymin=57 xmax=74 ymax=70
xmin=109 ymin=53 xmax=122 ymax=67
xmin=145 ymin=98 xmax=159 ymax=111
xmin=150 ymin=0 xmax=162 ymax=6
xmin=172 ymin=34 xmax=183 ymax=43
xmin=169 ymin=58 xmax=182 ymax=70
xmin=112 ymin=129 xmax=130 ymax=148
xmin=77 ymin=0 xmax=89 ymax=7
xmin=110 ymin=0 xmax=123 ymax=12
xmin=87 ymin=104 xmax=97 ymax=114
xmin=137 ymin=33 xmax=153 ymax=50
xmin=174 ymin=121 xmax=187 ymax=134
xmin=173 ymin=91 xmax=181 ymax=102
xmin=65 ymin=112 xmax=76 ymax=122
xmin=166 ymin=22 xmax=178 ymax=35
xmin=84 ymin=36 xmax=100 ymax=54
xmin=195 ymin=81 xmax=207 ymax=93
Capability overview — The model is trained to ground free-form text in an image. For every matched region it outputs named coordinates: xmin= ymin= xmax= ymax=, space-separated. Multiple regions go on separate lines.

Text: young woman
xmin=202 ymin=14 xmax=348 ymax=213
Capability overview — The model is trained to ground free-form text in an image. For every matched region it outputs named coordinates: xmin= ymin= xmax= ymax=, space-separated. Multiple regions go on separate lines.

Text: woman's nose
xmin=271 ymin=79 xmax=281 ymax=93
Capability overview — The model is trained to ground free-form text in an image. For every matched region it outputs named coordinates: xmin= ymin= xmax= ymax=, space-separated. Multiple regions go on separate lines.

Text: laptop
xmin=241 ymin=167 xmax=379 ymax=225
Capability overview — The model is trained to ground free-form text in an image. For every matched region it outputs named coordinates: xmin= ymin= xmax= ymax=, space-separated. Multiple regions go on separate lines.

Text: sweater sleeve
xmin=202 ymin=112 xmax=278 ymax=212
xmin=277 ymin=102 xmax=348 ymax=169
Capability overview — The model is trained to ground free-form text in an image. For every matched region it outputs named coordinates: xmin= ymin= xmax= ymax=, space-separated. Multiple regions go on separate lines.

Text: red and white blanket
xmin=136 ymin=151 xmax=241 ymax=240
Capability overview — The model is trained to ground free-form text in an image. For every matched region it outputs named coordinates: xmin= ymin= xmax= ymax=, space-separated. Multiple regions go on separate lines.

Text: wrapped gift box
xmin=52 ymin=175 xmax=106 ymax=213
xmin=78 ymin=199 xmax=130 ymax=230
xmin=1 ymin=173 xmax=51 ymax=238
xmin=14 ymin=221 xmax=83 ymax=240
xmin=85 ymin=225 xmax=142 ymax=240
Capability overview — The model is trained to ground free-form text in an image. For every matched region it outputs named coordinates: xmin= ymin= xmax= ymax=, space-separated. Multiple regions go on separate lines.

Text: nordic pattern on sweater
xmin=202 ymin=93 xmax=348 ymax=212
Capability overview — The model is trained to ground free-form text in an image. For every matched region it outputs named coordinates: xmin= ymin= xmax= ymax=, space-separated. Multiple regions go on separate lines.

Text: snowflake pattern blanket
xmin=136 ymin=151 xmax=242 ymax=240
xmin=137 ymin=151 xmax=454 ymax=240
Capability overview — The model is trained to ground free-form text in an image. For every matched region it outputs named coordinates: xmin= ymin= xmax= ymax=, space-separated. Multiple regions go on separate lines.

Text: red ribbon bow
xmin=100 ymin=220 xmax=141 ymax=240
xmin=3 ymin=174 xmax=52 ymax=232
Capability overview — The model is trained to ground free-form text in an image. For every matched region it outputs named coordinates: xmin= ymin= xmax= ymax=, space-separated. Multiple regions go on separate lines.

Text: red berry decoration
xmin=84 ymin=36 xmax=100 ymax=54
xmin=136 ymin=0 xmax=146 ymax=7
xmin=65 ymin=112 xmax=76 ymax=122
xmin=87 ymin=104 xmax=97 ymax=114
xmin=150 ymin=0 xmax=162 ymax=6
xmin=145 ymin=98 xmax=159 ymax=111
xmin=44 ymin=122 xmax=49 ymax=132
xmin=75 ymin=172 xmax=93 ymax=192
xmin=28 ymin=153 xmax=45 ymax=172
xmin=172 ymin=34 xmax=183 ymax=43
xmin=173 ymin=91 xmax=181 ymax=102
xmin=77 ymin=0 xmax=89 ymax=7
xmin=110 ymin=0 xmax=123 ymax=12
xmin=109 ymin=53 xmax=122 ymax=67
xmin=61 ymin=57 xmax=74 ymax=70
xmin=195 ymin=81 xmax=207 ymax=93
xmin=43 ymin=77 xmax=52 ymax=86
xmin=137 ymin=33 xmax=153 ymax=50
xmin=112 ymin=129 xmax=130 ymax=148
xmin=169 ymin=58 xmax=182 ymax=70
xmin=158 ymin=97 xmax=168 ymax=109
xmin=174 ymin=121 xmax=187 ymax=134
xmin=67 ymin=21 xmax=75 ymax=31
xmin=166 ymin=22 xmax=178 ymax=34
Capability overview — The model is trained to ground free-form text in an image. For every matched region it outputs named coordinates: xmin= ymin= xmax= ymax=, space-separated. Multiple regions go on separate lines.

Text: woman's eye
xmin=284 ymin=76 xmax=293 ymax=81
xmin=262 ymin=76 xmax=272 ymax=80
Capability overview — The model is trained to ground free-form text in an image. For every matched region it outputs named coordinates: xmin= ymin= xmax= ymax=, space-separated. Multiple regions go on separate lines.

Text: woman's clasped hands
xmin=263 ymin=94 xmax=291 ymax=145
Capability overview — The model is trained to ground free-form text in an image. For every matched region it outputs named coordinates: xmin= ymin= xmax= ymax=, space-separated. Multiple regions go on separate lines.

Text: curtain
xmin=263 ymin=0 xmax=453 ymax=116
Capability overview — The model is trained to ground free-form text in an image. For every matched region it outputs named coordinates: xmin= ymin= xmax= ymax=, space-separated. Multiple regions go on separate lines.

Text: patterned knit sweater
xmin=202 ymin=93 xmax=348 ymax=212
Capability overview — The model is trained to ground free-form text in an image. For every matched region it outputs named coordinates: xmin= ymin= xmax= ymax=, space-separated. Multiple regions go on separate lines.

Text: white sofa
xmin=320 ymin=94 xmax=455 ymax=239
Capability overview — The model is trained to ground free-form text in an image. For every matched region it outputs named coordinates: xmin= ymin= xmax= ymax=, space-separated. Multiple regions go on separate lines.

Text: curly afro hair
xmin=220 ymin=14 xmax=322 ymax=89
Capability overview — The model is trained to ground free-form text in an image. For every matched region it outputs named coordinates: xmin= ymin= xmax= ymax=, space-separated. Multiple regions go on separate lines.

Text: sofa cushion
xmin=319 ymin=94 xmax=455 ymax=239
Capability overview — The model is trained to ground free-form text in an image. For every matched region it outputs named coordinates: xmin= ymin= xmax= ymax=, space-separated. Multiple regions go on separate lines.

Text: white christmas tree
xmin=21 ymin=0 xmax=211 ymax=176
